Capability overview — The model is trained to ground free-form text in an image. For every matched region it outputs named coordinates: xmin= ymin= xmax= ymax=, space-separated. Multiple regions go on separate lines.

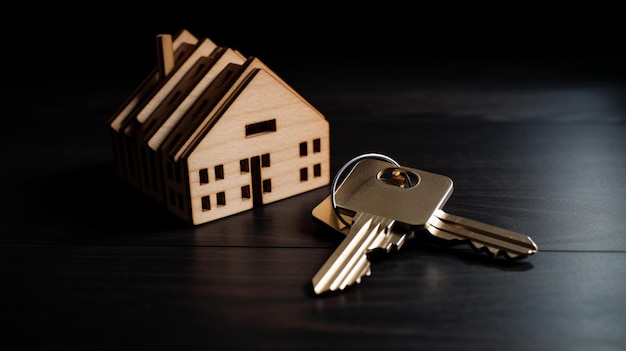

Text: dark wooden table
xmin=2 ymin=14 xmax=626 ymax=350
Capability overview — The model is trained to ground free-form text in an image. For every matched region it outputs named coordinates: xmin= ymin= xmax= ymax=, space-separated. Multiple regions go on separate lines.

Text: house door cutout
xmin=249 ymin=155 xmax=262 ymax=206
xmin=249 ymin=153 xmax=271 ymax=207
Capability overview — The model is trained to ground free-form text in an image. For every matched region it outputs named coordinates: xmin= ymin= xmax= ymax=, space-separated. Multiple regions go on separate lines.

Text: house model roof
xmin=108 ymin=29 xmax=331 ymax=225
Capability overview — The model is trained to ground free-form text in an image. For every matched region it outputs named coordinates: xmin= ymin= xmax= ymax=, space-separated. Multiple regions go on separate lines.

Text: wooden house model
xmin=108 ymin=29 xmax=330 ymax=225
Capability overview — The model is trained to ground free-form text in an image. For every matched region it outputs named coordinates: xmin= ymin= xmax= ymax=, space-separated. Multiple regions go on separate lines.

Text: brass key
xmin=311 ymin=155 xmax=538 ymax=295
xmin=312 ymin=156 xmax=455 ymax=294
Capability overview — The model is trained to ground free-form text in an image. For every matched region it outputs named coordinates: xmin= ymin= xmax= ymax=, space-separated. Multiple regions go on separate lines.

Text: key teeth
xmin=356 ymin=268 xmax=372 ymax=284
xmin=468 ymin=241 xmax=536 ymax=261
xmin=429 ymin=210 xmax=540 ymax=261
xmin=426 ymin=234 xmax=536 ymax=261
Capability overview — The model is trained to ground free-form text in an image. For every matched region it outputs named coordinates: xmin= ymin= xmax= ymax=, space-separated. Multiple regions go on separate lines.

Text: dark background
xmin=3 ymin=5 xmax=626 ymax=351
xmin=6 ymin=5 xmax=626 ymax=86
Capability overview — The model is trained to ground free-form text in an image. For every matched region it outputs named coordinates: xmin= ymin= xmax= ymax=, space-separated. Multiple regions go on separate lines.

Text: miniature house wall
xmin=108 ymin=29 xmax=330 ymax=225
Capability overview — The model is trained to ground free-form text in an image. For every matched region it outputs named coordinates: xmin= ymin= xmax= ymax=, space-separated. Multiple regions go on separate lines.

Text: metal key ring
xmin=331 ymin=153 xmax=401 ymax=228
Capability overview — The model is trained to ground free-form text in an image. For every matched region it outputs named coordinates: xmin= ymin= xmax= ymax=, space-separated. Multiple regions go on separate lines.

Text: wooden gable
xmin=182 ymin=68 xmax=329 ymax=224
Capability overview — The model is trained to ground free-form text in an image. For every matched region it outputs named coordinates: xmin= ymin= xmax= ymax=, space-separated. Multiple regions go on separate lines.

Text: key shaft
xmin=426 ymin=209 xmax=538 ymax=259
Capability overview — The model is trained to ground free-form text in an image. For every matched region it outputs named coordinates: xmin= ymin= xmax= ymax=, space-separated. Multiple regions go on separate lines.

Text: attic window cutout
xmin=215 ymin=165 xmax=224 ymax=180
xmin=261 ymin=153 xmax=270 ymax=167
xmin=240 ymin=159 xmax=249 ymax=173
xmin=241 ymin=185 xmax=251 ymax=199
xmin=217 ymin=192 xmax=226 ymax=206
xmin=201 ymin=195 xmax=210 ymax=211
xmin=313 ymin=138 xmax=321 ymax=153
xmin=300 ymin=167 xmax=308 ymax=181
xmin=314 ymin=163 xmax=322 ymax=177
xmin=199 ymin=168 xmax=209 ymax=184
xmin=262 ymin=179 xmax=272 ymax=193
xmin=299 ymin=142 xmax=307 ymax=156
xmin=245 ymin=119 xmax=276 ymax=137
